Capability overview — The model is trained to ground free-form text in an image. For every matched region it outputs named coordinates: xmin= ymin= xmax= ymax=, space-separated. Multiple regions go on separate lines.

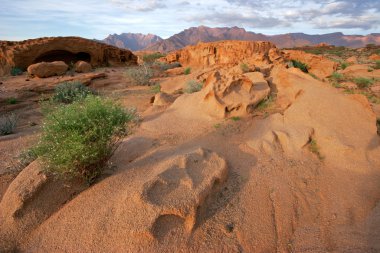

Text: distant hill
xmin=141 ymin=26 xmax=380 ymax=52
xmin=102 ymin=33 xmax=163 ymax=51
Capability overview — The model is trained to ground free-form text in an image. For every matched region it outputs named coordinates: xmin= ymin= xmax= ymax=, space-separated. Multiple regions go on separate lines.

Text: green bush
xmin=184 ymin=67 xmax=191 ymax=75
xmin=341 ymin=62 xmax=349 ymax=70
xmin=6 ymin=97 xmax=18 ymax=104
xmin=0 ymin=113 xmax=17 ymax=136
xmin=374 ymin=61 xmax=380 ymax=70
xmin=34 ymin=96 xmax=137 ymax=183
xmin=291 ymin=60 xmax=309 ymax=73
xmin=125 ymin=65 xmax=153 ymax=85
xmin=185 ymin=80 xmax=202 ymax=93
xmin=240 ymin=63 xmax=250 ymax=73
xmin=11 ymin=67 xmax=23 ymax=76
xmin=353 ymin=77 xmax=374 ymax=88
xmin=53 ymin=81 xmax=94 ymax=104
xmin=143 ymin=52 xmax=166 ymax=63
xmin=151 ymin=84 xmax=161 ymax=94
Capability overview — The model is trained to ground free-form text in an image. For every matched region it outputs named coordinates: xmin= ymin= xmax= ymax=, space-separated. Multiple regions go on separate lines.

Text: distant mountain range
xmin=102 ymin=26 xmax=380 ymax=52
xmin=102 ymin=33 xmax=163 ymax=51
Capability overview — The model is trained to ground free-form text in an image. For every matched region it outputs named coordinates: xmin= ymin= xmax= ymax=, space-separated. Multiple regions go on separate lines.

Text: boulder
xmin=27 ymin=61 xmax=68 ymax=78
xmin=74 ymin=61 xmax=92 ymax=73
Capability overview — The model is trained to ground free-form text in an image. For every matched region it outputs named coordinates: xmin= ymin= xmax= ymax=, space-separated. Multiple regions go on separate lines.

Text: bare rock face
xmin=247 ymin=67 xmax=378 ymax=169
xmin=21 ymin=148 xmax=228 ymax=252
xmin=201 ymin=69 xmax=271 ymax=118
xmin=74 ymin=60 xmax=92 ymax=73
xmin=163 ymin=40 xmax=280 ymax=68
xmin=0 ymin=36 xmax=137 ymax=76
xmin=283 ymin=50 xmax=338 ymax=79
xmin=27 ymin=61 xmax=68 ymax=78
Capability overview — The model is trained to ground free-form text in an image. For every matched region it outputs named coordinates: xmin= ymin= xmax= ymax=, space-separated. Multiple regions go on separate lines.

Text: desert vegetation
xmin=185 ymin=80 xmax=202 ymax=93
xmin=291 ymin=60 xmax=309 ymax=73
xmin=0 ymin=113 xmax=17 ymax=136
xmin=34 ymin=95 xmax=137 ymax=184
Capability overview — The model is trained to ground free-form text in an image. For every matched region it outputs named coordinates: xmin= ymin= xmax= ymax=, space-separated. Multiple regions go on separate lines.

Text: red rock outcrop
xmin=163 ymin=40 xmax=282 ymax=68
xmin=0 ymin=37 xmax=137 ymax=76
xmin=283 ymin=50 xmax=338 ymax=79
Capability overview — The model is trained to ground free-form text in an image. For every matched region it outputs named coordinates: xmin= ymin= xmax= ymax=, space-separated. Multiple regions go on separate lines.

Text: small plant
xmin=151 ymin=84 xmax=161 ymax=94
xmin=291 ymin=60 xmax=309 ymax=73
xmin=240 ymin=63 xmax=250 ymax=73
xmin=329 ymin=72 xmax=345 ymax=87
xmin=353 ymin=77 xmax=374 ymax=89
xmin=230 ymin=116 xmax=241 ymax=121
xmin=125 ymin=65 xmax=153 ymax=85
xmin=0 ymin=113 xmax=17 ymax=136
xmin=374 ymin=60 xmax=380 ymax=70
xmin=53 ymin=81 xmax=94 ymax=104
xmin=11 ymin=67 xmax=23 ymax=76
xmin=340 ymin=62 xmax=349 ymax=70
xmin=256 ymin=94 xmax=275 ymax=111
xmin=214 ymin=123 xmax=221 ymax=129
xmin=34 ymin=96 xmax=137 ymax=184
xmin=143 ymin=52 xmax=166 ymax=63
xmin=309 ymin=138 xmax=323 ymax=160
xmin=184 ymin=67 xmax=191 ymax=75
xmin=6 ymin=97 xmax=18 ymax=104
xmin=185 ymin=80 xmax=202 ymax=93
xmin=368 ymin=68 xmax=374 ymax=72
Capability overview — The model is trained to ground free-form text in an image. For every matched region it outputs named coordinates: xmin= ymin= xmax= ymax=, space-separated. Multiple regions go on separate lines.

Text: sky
xmin=0 ymin=0 xmax=379 ymax=41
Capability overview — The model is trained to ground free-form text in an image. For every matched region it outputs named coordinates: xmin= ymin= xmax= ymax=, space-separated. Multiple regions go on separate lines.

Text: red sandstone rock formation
xmin=0 ymin=37 xmax=137 ymax=76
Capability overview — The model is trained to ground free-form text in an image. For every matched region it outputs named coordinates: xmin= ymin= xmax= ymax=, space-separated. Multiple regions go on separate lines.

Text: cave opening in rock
xmin=33 ymin=50 xmax=91 ymax=65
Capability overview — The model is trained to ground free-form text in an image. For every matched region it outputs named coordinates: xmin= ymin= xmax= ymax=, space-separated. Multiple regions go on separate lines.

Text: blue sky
xmin=0 ymin=0 xmax=379 ymax=41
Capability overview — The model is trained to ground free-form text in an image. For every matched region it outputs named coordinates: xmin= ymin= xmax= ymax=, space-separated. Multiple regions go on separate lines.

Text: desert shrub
xmin=151 ymin=83 xmax=161 ymax=94
xmin=53 ymin=81 xmax=94 ymax=104
xmin=353 ymin=77 xmax=374 ymax=88
xmin=304 ymin=49 xmax=323 ymax=55
xmin=11 ymin=67 xmax=23 ymax=76
xmin=329 ymin=72 xmax=346 ymax=88
xmin=256 ymin=94 xmax=275 ymax=111
xmin=0 ymin=113 xmax=17 ymax=136
xmin=143 ymin=52 xmax=166 ymax=63
xmin=153 ymin=61 xmax=181 ymax=71
xmin=6 ymin=97 xmax=18 ymax=104
xmin=125 ymin=65 xmax=153 ymax=85
xmin=185 ymin=80 xmax=202 ymax=93
xmin=291 ymin=60 xmax=309 ymax=73
xmin=231 ymin=116 xmax=241 ymax=121
xmin=240 ymin=63 xmax=250 ymax=73
xmin=341 ymin=62 xmax=349 ymax=70
xmin=374 ymin=61 xmax=380 ymax=70
xmin=184 ymin=67 xmax=191 ymax=75
xmin=34 ymin=95 xmax=137 ymax=183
